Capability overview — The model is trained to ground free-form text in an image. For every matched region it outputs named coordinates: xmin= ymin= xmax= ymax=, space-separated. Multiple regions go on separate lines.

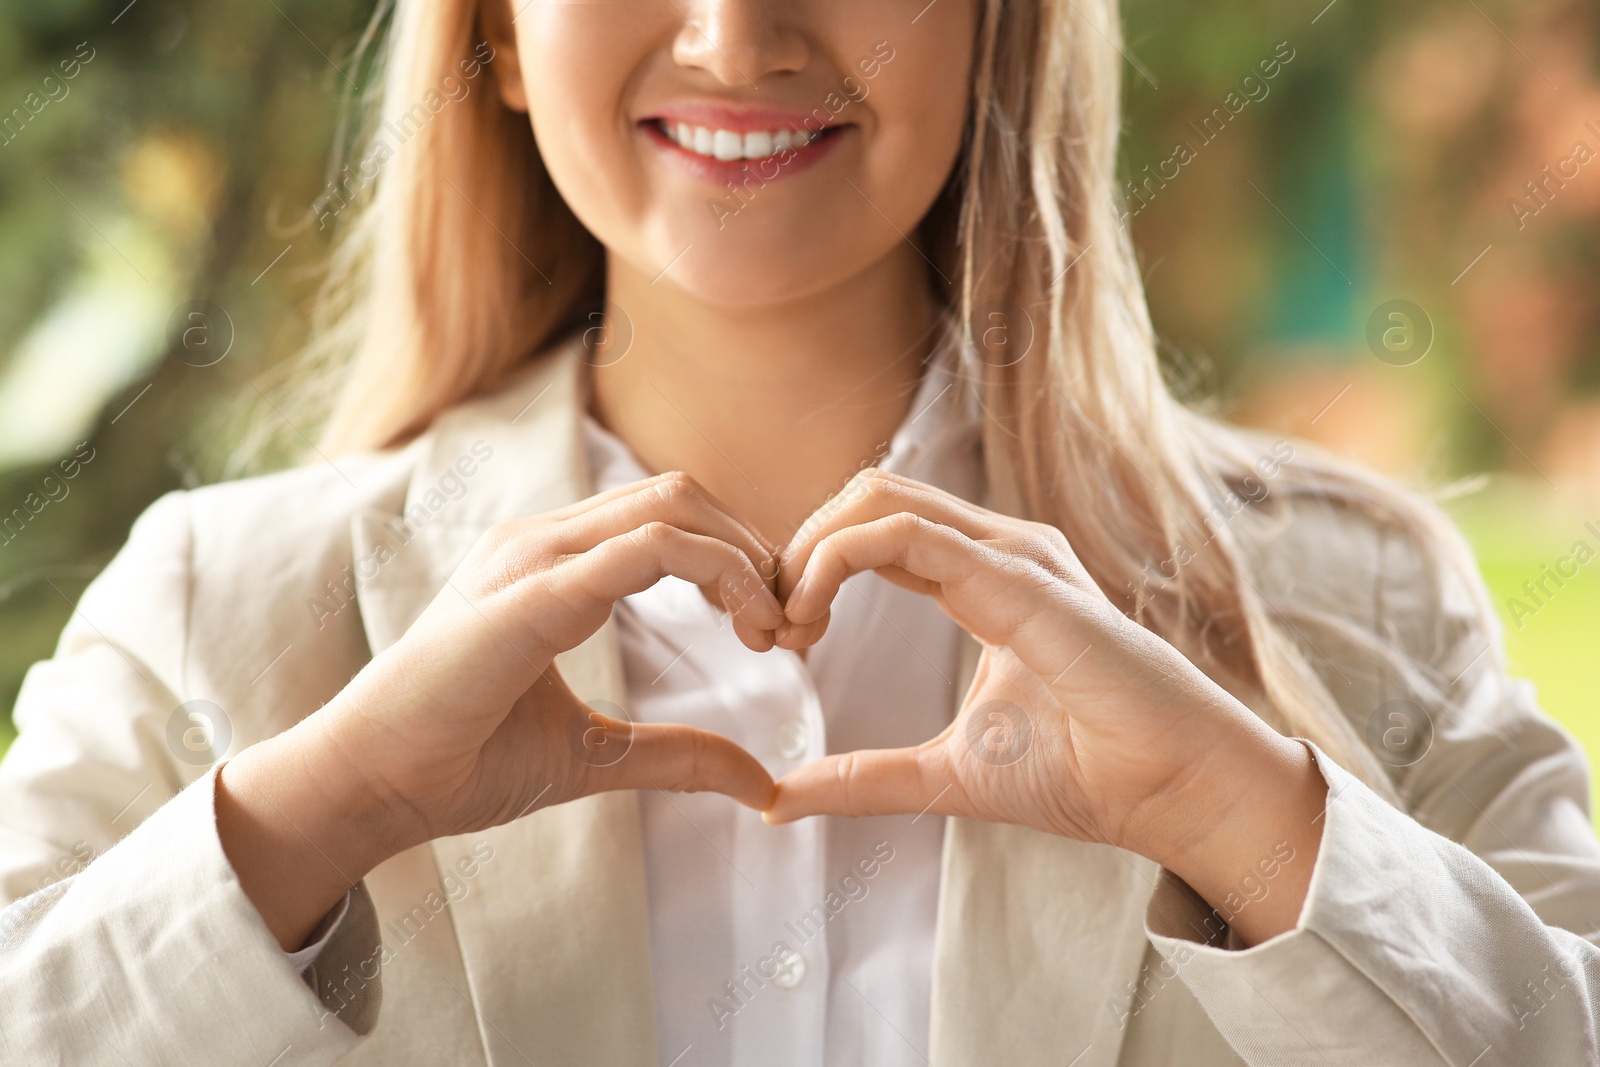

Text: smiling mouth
xmin=645 ymin=118 xmax=844 ymax=163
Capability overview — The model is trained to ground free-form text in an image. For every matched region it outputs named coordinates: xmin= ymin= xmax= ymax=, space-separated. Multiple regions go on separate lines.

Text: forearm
xmin=216 ymin=713 xmax=405 ymax=952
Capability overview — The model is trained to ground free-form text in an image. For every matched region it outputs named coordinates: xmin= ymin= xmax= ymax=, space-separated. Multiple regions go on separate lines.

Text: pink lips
xmin=638 ymin=100 xmax=850 ymax=186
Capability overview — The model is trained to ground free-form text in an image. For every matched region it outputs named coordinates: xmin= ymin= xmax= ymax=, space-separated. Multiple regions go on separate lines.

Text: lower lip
xmin=640 ymin=121 xmax=847 ymax=186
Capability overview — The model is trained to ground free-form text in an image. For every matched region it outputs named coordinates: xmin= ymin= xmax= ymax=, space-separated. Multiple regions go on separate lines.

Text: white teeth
xmin=712 ymin=129 xmax=743 ymax=161
xmin=663 ymin=122 xmax=823 ymax=161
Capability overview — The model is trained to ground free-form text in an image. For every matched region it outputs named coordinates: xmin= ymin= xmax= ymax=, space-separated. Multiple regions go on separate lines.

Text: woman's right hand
xmin=217 ymin=472 xmax=783 ymax=950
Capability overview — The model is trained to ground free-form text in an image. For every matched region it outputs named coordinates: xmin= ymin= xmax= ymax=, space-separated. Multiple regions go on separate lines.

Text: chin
xmin=659 ymin=263 xmax=838 ymax=309
xmin=643 ymin=228 xmax=867 ymax=309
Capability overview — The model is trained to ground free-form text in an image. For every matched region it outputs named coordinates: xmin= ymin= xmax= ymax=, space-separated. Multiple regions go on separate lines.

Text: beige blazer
xmin=3 ymin=333 xmax=1599 ymax=1066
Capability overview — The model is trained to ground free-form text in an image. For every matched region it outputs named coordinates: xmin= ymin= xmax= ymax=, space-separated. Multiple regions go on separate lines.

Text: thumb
xmin=763 ymin=746 xmax=954 ymax=824
xmin=581 ymin=717 xmax=777 ymax=811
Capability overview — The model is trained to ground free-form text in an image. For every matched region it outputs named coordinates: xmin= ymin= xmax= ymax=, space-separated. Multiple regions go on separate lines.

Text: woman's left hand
xmin=764 ymin=469 xmax=1329 ymax=945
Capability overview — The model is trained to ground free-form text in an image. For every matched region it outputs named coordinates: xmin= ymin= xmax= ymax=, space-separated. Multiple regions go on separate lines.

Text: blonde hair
xmin=292 ymin=0 xmax=1503 ymax=804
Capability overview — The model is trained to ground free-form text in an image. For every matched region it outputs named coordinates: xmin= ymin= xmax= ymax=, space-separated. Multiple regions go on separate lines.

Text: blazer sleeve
xmin=1142 ymin=502 xmax=1600 ymax=1065
xmin=0 ymin=490 xmax=383 ymax=1065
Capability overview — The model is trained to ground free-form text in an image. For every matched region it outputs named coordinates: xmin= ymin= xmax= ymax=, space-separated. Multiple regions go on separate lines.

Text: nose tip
xmin=671 ymin=3 xmax=808 ymax=86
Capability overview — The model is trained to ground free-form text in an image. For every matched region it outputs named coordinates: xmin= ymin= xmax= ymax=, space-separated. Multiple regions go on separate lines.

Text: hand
xmin=763 ymin=469 xmax=1327 ymax=943
xmin=330 ymin=471 xmax=786 ymax=846
xmin=218 ymin=472 xmax=784 ymax=949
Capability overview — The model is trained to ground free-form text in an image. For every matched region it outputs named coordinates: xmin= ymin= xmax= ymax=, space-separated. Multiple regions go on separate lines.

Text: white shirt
xmin=579 ymin=348 xmax=984 ymax=1067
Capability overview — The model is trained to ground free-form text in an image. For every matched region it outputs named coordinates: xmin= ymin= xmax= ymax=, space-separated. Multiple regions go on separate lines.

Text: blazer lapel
xmin=351 ymin=334 xmax=658 ymax=1067
xmin=930 ymin=810 xmax=1162 ymax=1067
xmin=930 ymin=547 xmax=1159 ymax=1067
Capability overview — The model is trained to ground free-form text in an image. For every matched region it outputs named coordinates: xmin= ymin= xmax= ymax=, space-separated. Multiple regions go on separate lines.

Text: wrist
xmin=216 ymin=711 xmax=414 ymax=951
xmin=1145 ymin=725 xmax=1328 ymax=946
xmin=300 ymin=698 xmax=432 ymax=863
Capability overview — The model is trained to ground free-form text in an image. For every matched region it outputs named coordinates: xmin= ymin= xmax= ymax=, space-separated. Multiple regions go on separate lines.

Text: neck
xmin=587 ymin=247 xmax=940 ymax=546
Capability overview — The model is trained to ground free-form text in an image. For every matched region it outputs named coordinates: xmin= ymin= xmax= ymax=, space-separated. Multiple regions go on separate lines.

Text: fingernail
xmin=787 ymin=576 xmax=810 ymax=614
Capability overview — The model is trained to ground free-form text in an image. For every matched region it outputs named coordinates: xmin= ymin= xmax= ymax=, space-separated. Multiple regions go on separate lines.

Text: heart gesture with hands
xmin=762 ymin=468 xmax=1330 ymax=946
xmin=222 ymin=467 xmax=1325 ymax=954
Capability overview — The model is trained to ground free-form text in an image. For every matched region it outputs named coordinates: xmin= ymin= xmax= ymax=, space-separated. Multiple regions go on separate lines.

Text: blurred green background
xmin=1 ymin=1 xmax=1597 ymax=811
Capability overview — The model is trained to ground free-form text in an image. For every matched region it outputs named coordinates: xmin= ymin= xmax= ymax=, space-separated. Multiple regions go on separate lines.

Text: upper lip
xmin=640 ymin=101 xmax=844 ymax=134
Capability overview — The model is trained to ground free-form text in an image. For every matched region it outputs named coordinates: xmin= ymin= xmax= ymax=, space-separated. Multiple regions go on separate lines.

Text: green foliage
xmin=0 ymin=0 xmax=377 ymax=723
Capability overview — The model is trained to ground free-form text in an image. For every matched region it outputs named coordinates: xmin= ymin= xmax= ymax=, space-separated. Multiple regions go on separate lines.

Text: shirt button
xmin=771 ymin=948 xmax=807 ymax=990
xmin=776 ymin=719 xmax=809 ymax=761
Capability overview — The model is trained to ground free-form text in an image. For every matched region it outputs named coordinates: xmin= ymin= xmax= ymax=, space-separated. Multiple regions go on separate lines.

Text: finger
xmin=762 ymin=746 xmax=954 ymax=823
xmin=584 ymin=719 xmax=776 ymax=811
xmin=725 ymin=578 xmax=779 ymax=653
xmin=563 ymin=524 xmax=786 ymax=647
xmin=540 ymin=474 xmax=676 ymax=524
xmin=784 ymin=512 xmax=983 ymax=626
xmin=778 ymin=470 xmax=994 ymax=600
xmin=559 ymin=472 xmax=780 ymax=581
xmin=544 ymin=473 xmax=779 ymax=561
xmin=558 ymin=473 xmax=780 ymax=629
xmin=771 ymin=608 xmax=830 ymax=652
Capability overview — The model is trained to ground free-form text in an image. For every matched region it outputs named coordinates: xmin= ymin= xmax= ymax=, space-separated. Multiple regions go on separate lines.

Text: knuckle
xmin=863 ymin=466 xmax=900 ymax=486
xmin=858 ymin=467 xmax=902 ymax=499
xmin=1027 ymin=519 xmax=1070 ymax=551
xmin=465 ymin=519 xmax=552 ymax=596
xmin=633 ymin=520 xmax=676 ymax=549
xmin=664 ymin=726 xmax=710 ymax=793
xmin=475 ymin=517 xmax=526 ymax=558
xmin=887 ymin=510 xmax=928 ymax=535
xmin=1019 ymin=520 xmax=1081 ymax=581
xmin=839 ymin=466 xmax=891 ymax=507
xmin=722 ymin=542 xmax=756 ymax=578
xmin=833 ymin=751 xmax=859 ymax=812
xmin=908 ymin=747 xmax=941 ymax=796
xmin=807 ymin=534 xmax=842 ymax=572
xmin=1016 ymin=534 xmax=1056 ymax=567
xmin=1006 ymin=523 xmax=1065 ymax=569
xmin=984 ymin=543 xmax=1050 ymax=596
xmin=723 ymin=571 xmax=765 ymax=613
xmin=651 ymin=470 xmax=702 ymax=507
xmin=688 ymin=727 xmax=709 ymax=776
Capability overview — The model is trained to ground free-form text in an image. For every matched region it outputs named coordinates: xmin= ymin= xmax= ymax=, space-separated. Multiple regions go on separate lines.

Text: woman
xmin=3 ymin=0 xmax=1597 ymax=1064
